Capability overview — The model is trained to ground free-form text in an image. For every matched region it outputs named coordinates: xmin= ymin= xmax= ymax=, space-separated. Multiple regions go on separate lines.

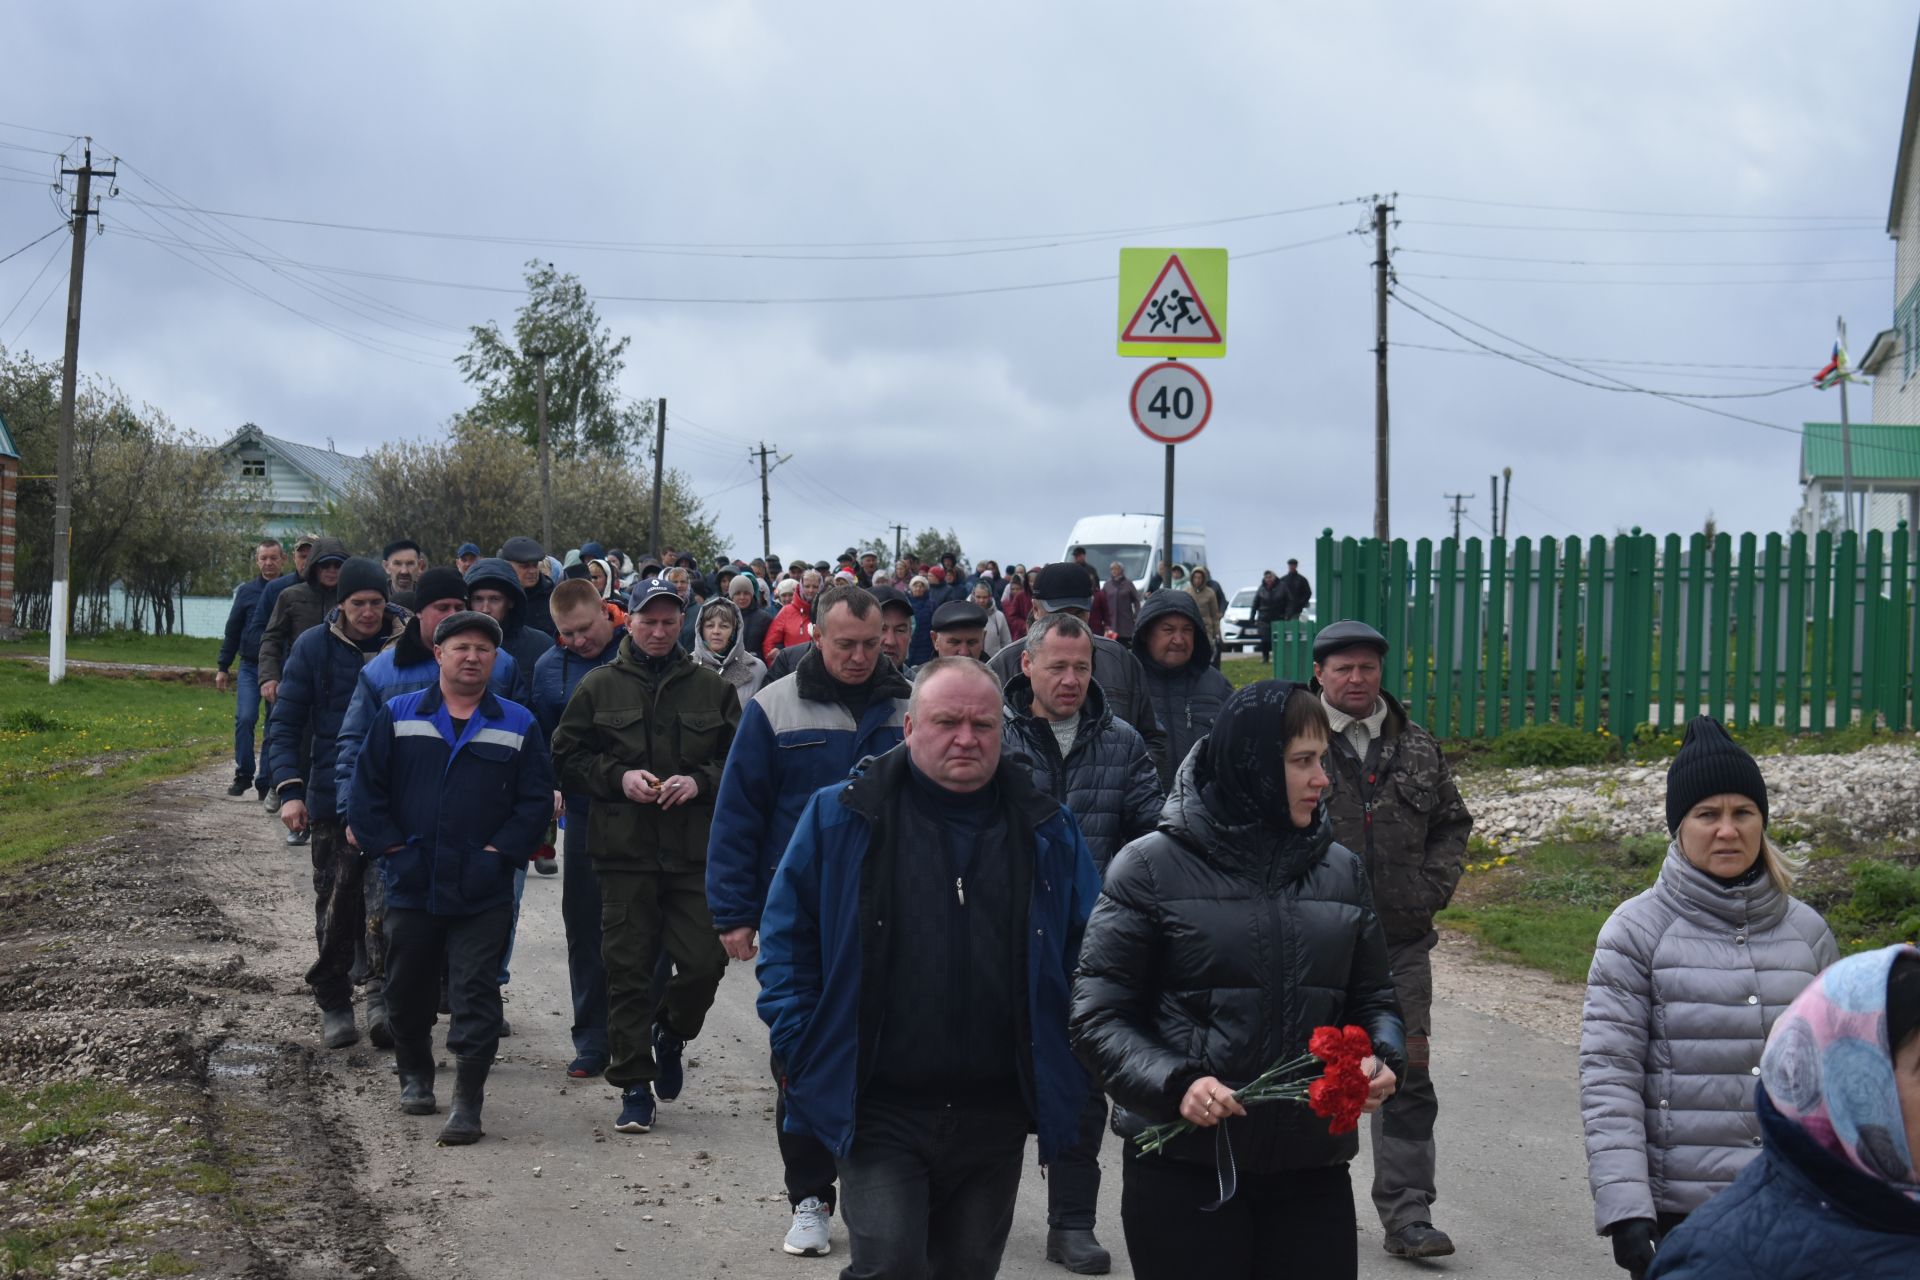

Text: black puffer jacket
xmin=1131 ymin=590 xmax=1234 ymax=788
xmin=1070 ymin=740 xmax=1406 ymax=1174
xmin=1000 ymin=675 xmax=1163 ymax=868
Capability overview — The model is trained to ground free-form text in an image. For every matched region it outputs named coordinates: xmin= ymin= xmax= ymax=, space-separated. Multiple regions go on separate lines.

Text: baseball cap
xmin=870 ymin=585 xmax=913 ymax=616
xmin=1311 ymin=619 xmax=1389 ymax=663
xmin=1032 ymin=563 xmax=1095 ymax=612
xmin=629 ymin=576 xmax=687 ymax=612
xmin=456 ymin=542 xmax=481 ymax=558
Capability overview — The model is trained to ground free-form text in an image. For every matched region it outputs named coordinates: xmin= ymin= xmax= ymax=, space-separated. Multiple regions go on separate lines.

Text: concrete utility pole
xmin=890 ymin=523 xmax=908 ymax=564
xmin=1373 ymin=198 xmax=1394 ymax=544
xmin=49 ymin=141 xmax=114 ymax=686
xmin=1490 ymin=475 xmax=1499 ymax=538
xmin=650 ymin=398 xmax=667 ymax=562
xmin=1501 ymin=467 xmax=1513 ymax=539
xmin=530 ymin=349 xmax=552 ymax=552
xmin=1445 ymin=493 xmax=1474 ymax=544
xmin=754 ymin=442 xmax=787 ymax=562
xmin=1837 ymin=316 xmax=1856 ymax=534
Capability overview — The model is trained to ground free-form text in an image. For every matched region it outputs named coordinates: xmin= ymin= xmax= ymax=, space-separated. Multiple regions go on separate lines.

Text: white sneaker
xmin=783 ymin=1196 xmax=831 ymax=1257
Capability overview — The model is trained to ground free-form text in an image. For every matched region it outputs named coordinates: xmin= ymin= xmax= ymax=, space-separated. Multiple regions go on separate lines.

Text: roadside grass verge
xmin=0 ymin=664 xmax=230 ymax=870
xmin=0 ymin=629 xmax=221 ymax=669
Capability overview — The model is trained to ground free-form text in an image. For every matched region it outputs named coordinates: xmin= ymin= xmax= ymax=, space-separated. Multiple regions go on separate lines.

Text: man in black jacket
xmin=215 ymin=538 xmax=288 ymax=798
xmin=1132 ymin=590 xmax=1234 ymax=788
xmin=988 ymin=563 xmax=1167 ymax=777
xmin=1000 ymin=613 xmax=1162 ymax=1274
xmin=499 ymin=535 xmax=557 ymax=636
xmin=1277 ymin=558 xmax=1312 ymax=621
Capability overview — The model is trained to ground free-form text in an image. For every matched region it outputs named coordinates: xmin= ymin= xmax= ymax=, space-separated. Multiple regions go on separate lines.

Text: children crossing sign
xmin=1117 ymin=248 xmax=1228 ymax=358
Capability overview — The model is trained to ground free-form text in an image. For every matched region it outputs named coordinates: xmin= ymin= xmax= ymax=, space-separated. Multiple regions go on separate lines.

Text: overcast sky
xmin=4 ymin=2 xmax=1915 ymax=592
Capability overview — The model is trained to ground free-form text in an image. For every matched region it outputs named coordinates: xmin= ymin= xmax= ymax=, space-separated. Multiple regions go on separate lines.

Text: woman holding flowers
xmin=1071 ymin=680 xmax=1406 ymax=1278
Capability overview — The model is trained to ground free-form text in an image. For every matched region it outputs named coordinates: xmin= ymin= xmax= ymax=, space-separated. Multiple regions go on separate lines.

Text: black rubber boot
xmin=436 ymin=1059 xmax=488 ymax=1145
xmin=364 ymin=986 xmax=394 ymax=1049
xmin=399 ymin=1071 xmax=436 ymax=1115
xmin=321 ymin=1006 xmax=359 ymax=1049
xmin=1046 ymin=1229 xmax=1112 ymax=1275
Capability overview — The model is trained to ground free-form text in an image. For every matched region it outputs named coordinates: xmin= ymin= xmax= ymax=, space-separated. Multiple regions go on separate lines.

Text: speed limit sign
xmin=1130 ymin=360 xmax=1212 ymax=444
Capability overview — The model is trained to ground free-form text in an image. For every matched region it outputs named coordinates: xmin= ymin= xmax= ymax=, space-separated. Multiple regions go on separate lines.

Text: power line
xmin=1396 ymin=269 xmax=1890 ymax=287
xmin=1391 ymin=342 xmax=1806 ymax=384
xmin=0 ymin=233 xmax=69 ymax=335
xmin=1401 ymin=192 xmax=1871 ymax=221
xmin=1409 ymin=218 xmax=1879 ymax=235
xmin=1398 ymin=247 xmax=1890 ymax=268
xmin=0 ymin=225 xmax=64 ymax=266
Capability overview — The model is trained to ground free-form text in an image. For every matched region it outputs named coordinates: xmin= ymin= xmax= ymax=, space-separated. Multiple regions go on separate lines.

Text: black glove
xmin=1608 ymin=1219 xmax=1657 ymax=1275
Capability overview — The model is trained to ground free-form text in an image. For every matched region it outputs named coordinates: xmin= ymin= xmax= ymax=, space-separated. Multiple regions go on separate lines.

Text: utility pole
xmin=1500 ymin=467 xmax=1513 ymax=539
xmin=1837 ymin=316 xmax=1856 ymax=534
xmin=49 ymin=141 xmax=114 ymax=686
xmin=1373 ymin=197 xmax=1395 ymax=544
xmin=1489 ymin=476 xmax=1499 ymax=538
xmin=890 ymin=523 xmax=908 ymax=564
xmin=650 ymin=398 xmax=667 ymax=562
xmin=530 ymin=348 xmax=551 ymax=552
xmin=1445 ymin=493 xmax=1474 ymax=544
xmin=754 ymin=442 xmax=787 ymax=562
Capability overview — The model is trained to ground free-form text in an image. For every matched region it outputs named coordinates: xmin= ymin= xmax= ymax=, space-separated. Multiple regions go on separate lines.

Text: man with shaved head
xmin=756 ymin=657 xmax=1103 ymax=1276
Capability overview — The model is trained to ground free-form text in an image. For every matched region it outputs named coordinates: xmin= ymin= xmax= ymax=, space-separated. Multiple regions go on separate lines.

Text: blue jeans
xmin=560 ymin=806 xmax=609 ymax=1062
xmin=497 ymin=863 xmax=528 ymax=986
xmin=233 ymin=660 xmax=263 ymax=781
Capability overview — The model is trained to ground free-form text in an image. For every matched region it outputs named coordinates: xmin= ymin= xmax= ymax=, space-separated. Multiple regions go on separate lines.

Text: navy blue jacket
xmin=706 ymin=669 xmax=909 ymax=932
xmin=264 ymin=607 xmax=406 ymax=822
xmin=332 ymin=624 xmax=521 ymax=819
xmin=243 ymin=572 xmax=300 ymax=668
xmin=530 ymin=632 xmax=624 ymax=742
xmin=1646 ymin=1085 xmax=1920 ymax=1279
xmin=756 ymin=746 xmax=1102 ymax=1163
xmin=218 ymin=573 xmax=281 ymax=670
xmin=347 ymin=684 xmax=553 ymax=916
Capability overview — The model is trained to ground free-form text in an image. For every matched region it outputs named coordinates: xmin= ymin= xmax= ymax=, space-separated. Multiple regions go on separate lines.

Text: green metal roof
xmin=0 ymin=406 xmax=17 ymax=459
xmin=1801 ymin=423 xmax=1920 ymax=482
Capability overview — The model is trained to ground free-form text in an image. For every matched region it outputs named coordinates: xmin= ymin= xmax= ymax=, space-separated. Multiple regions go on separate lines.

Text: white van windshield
xmin=1077 ymin=544 xmax=1152 ymax=580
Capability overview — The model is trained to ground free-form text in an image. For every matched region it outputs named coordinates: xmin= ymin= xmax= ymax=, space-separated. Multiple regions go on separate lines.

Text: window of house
xmin=240 ymin=455 xmax=266 ymax=478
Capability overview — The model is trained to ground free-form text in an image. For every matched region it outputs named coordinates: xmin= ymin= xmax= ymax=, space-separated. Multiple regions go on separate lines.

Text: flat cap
xmin=498 ymin=535 xmax=545 ymax=563
xmin=930 ymin=601 xmax=987 ymax=632
xmin=433 ymin=610 xmax=502 ymax=647
xmin=1312 ymin=619 xmax=1389 ymax=662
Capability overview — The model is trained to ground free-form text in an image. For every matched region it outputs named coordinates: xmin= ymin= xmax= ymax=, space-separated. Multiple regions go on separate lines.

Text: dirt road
xmin=2 ymin=765 xmax=1616 ymax=1278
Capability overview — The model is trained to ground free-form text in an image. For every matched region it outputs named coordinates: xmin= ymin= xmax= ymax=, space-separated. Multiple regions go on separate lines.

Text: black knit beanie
xmin=335 ymin=556 xmax=390 ymax=603
xmin=412 ymin=567 xmax=468 ymax=610
xmin=1888 ymin=951 xmax=1920 ymax=1054
xmin=1665 ymin=716 xmax=1768 ymax=834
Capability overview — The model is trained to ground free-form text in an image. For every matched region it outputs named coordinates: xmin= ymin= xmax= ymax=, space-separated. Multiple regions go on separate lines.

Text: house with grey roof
xmin=215 ymin=423 xmax=368 ymax=543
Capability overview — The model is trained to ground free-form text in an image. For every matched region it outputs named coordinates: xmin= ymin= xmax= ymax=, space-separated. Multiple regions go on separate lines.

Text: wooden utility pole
xmin=890 ymin=523 xmax=908 ymax=564
xmin=49 ymin=141 xmax=114 ymax=686
xmin=650 ymin=398 xmax=667 ymax=562
xmin=754 ymin=442 xmax=785 ymax=562
xmin=1445 ymin=493 xmax=1474 ymax=544
xmin=531 ymin=349 xmax=552 ymax=551
xmin=1373 ymin=199 xmax=1394 ymax=544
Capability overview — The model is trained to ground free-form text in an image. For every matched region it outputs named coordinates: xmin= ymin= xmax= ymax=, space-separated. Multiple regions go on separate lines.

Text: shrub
xmin=1490 ymin=723 xmax=1620 ymax=769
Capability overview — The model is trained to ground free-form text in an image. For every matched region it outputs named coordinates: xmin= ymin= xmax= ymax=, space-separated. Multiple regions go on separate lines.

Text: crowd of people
xmin=205 ymin=530 xmax=1920 ymax=1279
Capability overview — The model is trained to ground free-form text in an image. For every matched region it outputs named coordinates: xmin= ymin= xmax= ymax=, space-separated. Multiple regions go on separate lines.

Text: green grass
xmin=1222 ymin=656 xmax=1269 ymax=688
xmin=0 ymin=664 xmax=231 ymax=868
xmin=0 ymin=1081 xmax=146 ymax=1148
xmin=1438 ymin=837 xmax=1664 ymax=982
xmin=1437 ymin=905 xmax=1614 ymax=984
xmin=0 ymin=629 xmax=221 ymax=668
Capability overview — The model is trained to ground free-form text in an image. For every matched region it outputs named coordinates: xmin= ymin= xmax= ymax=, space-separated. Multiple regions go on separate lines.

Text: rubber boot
xmin=321 ymin=1006 xmax=360 ymax=1049
xmin=364 ymin=985 xmax=395 ymax=1049
xmin=437 ymin=1059 xmax=488 ymax=1145
xmin=399 ymin=1070 xmax=437 ymax=1115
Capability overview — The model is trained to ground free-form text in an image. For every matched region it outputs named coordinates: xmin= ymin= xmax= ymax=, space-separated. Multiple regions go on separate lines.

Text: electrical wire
xmin=1401 ymin=193 xmax=1871 ymax=221
xmin=1391 ymin=342 xmax=1805 ymax=384
xmin=0 ymin=225 xmax=63 ymax=267
xmin=1410 ymin=219 xmax=1879 ymax=235
xmin=4 ymin=246 xmax=73 ymax=348
xmin=1396 ymin=270 xmax=1890 ymax=287
xmin=1399 ymin=247 xmax=1890 ymax=268
xmin=0 ymin=233 xmax=67 ymax=332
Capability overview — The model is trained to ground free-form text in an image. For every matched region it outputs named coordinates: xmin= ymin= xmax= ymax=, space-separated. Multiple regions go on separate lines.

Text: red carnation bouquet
xmin=1133 ymin=1024 xmax=1375 ymax=1156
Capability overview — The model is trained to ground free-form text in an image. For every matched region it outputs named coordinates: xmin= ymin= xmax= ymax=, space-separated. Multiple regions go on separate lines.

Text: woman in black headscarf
xmin=1071 ymin=680 xmax=1407 ymax=1280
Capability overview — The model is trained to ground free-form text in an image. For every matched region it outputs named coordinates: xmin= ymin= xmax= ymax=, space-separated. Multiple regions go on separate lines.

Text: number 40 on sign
xmin=1130 ymin=361 xmax=1212 ymax=444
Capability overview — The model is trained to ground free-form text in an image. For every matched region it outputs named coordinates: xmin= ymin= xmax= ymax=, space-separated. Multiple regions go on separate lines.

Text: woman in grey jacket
xmin=1579 ymin=717 xmax=1837 ymax=1279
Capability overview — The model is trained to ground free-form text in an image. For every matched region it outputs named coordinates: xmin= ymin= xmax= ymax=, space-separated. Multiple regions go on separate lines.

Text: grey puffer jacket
xmin=1000 ymin=675 xmax=1163 ymax=867
xmin=690 ymin=597 xmax=768 ymax=709
xmin=1579 ymin=844 xmax=1836 ymax=1235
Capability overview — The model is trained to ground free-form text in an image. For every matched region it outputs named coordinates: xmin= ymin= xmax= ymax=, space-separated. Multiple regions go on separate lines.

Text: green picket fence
xmin=1271 ymin=525 xmax=1918 ymax=740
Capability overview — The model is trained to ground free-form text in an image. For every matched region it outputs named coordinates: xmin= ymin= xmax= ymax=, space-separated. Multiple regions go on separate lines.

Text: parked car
xmin=1222 ymin=586 xmax=1260 ymax=653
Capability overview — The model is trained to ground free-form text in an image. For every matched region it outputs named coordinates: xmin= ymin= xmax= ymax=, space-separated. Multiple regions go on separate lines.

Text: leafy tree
xmin=327 ymin=420 xmax=719 ymax=568
xmin=895 ymin=526 xmax=967 ymax=568
xmin=456 ymin=260 xmax=652 ymax=458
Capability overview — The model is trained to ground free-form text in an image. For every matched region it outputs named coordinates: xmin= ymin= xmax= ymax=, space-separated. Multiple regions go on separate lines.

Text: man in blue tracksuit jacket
xmin=531 ymin=578 xmax=626 ymax=1078
xmin=704 ymin=584 xmax=913 ymax=1254
xmin=348 ymin=609 xmax=552 ymax=1146
xmin=215 ymin=538 xmax=292 ymax=799
xmin=757 ymin=657 xmax=1101 ymax=1277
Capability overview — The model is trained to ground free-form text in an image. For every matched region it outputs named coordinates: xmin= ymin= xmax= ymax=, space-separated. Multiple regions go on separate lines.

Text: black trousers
xmin=837 ymin=1096 xmax=1030 ymax=1280
xmin=772 ymin=1053 xmax=839 ymax=1211
xmin=1045 ymin=1091 xmax=1107 ymax=1229
xmin=598 ymin=870 xmax=725 ymax=1090
xmin=384 ymin=904 xmax=512 ymax=1073
xmin=1121 ymin=1146 xmax=1357 ymax=1280
xmin=559 ymin=811 xmax=609 ymax=1062
xmin=305 ymin=818 xmax=380 ymax=1011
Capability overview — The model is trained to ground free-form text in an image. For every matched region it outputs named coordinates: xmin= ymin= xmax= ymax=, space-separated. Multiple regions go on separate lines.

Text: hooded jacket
xmin=763 ymin=592 xmax=815 ymax=661
xmin=706 ymin=654 xmax=913 ymax=932
xmin=1000 ymin=675 xmax=1162 ymax=868
xmin=755 ymin=745 xmax=1102 ymax=1163
xmin=257 ymin=536 xmax=349 ymax=684
xmin=549 ymin=637 xmax=741 ymax=874
xmin=264 ymin=602 xmax=407 ymax=822
xmin=690 ymin=596 xmax=768 ymax=709
xmin=1131 ymin=590 xmax=1234 ymax=788
xmin=1645 ymin=946 xmax=1920 ymax=1279
xmin=331 ymin=618 xmax=523 ymax=819
xmin=1070 ymin=736 xmax=1407 ymax=1175
xmin=465 ymin=557 xmax=551 ymax=702
xmin=990 ymin=629 xmax=1167 ymax=780
xmin=1581 ymin=844 xmax=1837 ymax=1233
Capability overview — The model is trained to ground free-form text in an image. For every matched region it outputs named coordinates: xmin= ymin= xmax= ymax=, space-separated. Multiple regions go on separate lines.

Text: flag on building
xmin=1814 ymin=342 xmax=1850 ymax=389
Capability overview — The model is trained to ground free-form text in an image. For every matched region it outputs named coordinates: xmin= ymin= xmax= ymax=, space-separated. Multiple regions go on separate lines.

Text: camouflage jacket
xmin=1320 ymin=690 xmax=1473 ymax=943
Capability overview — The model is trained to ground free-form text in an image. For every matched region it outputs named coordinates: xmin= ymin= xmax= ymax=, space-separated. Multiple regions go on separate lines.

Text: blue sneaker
xmin=614 ymin=1085 xmax=655 ymax=1134
xmin=567 ymin=1055 xmax=607 ymax=1079
xmin=652 ymin=1024 xmax=686 ymax=1101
